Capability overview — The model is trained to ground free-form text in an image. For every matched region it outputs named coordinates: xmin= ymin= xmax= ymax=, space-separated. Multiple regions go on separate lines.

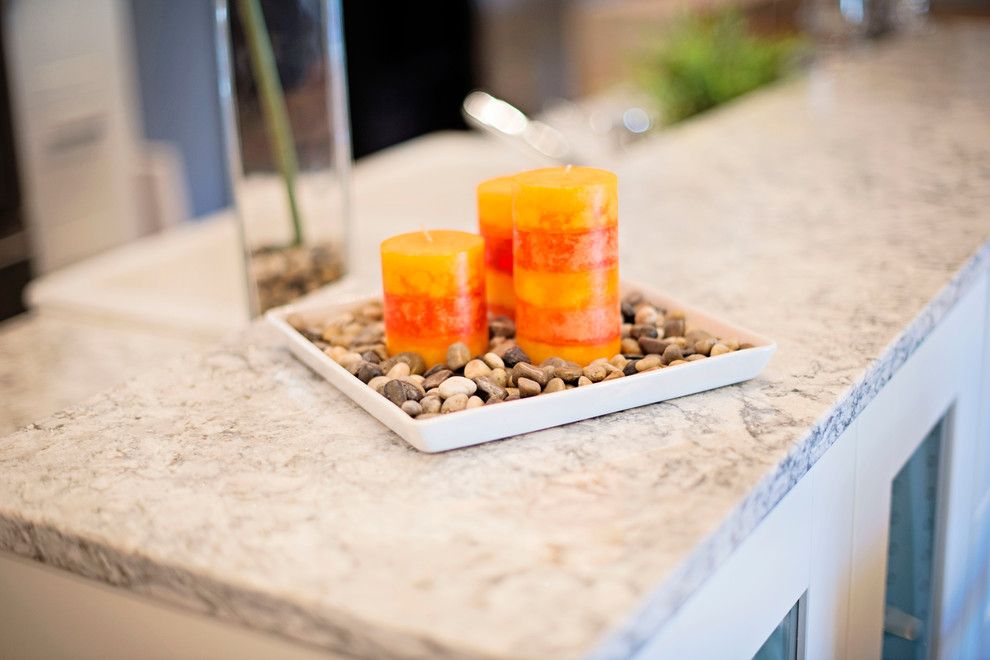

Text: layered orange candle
xmin=381 ymin=230 xmax=487 ymax=366
xmin=477 ymin=176 xmax=516 ymax=318
xmin=513 ymin=166 xmax=621 ymax=365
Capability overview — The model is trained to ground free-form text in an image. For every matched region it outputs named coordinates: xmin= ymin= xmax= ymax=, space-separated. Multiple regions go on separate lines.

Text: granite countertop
xmin=2 ymin=22 xmax=989 ymax=659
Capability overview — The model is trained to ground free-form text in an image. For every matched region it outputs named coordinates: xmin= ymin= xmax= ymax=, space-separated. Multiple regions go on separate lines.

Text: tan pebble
xmin=554 ymin=365 xmax=583 ymax=382
xmin=695 ymin=337 xmax=717 ymax=356
xmin=367 ymin=376 xmax=392 ymax=393
xmin=610 ymin=354 xmax=629 ymax=369
xmin=621 ymin=323 xmax=633 ymax=338
xmin=482 ymin=352 xmax=505 ymax=369
xmin=505 ymin=387 xmax=520 ymax=400
xmin=636 ymin=354 xmax=662 ymax=371
xmin=517 ymin=377 xmax=542 ymax=397
xmin=669 ymin=309 xmax=685 ymax=320
xmin=710 ymin=343 xmax=731 ymax=357
xmin=685 ymin=328 xmax=712 ymax=344
xmin=685 ymin=353 xmax=707 ymax=362
xmin=590 ymin=357 xmax=610 ymax=366
xmin=485 ymin=396 xmax=504 ymax=405
xmin=441 ymin=393 xmax=469 ymax=413
xmin=425 ymin=388 xmax=440 ymax=398
xmin=583 ymin=363 xmax=608 ymax=382
xmin=513 ymin=362 xmax=549 ymax=387
xmin=621 ymin=338 xmax=641 ymax=355
xmin=544 ymin=377 xmax=565 ymax=393
xmin=406 ymin=374 xmax=425 ymax=385
xmin=603 ymin=370 xmax=624 ymax=381
xmin=661 ymin=344 xmax=683 ymax=365
xmin=341 ymin=353 xmax=364 ymax=374
xmin=724 ymin=338 xmax=740 ymax=351
xmin=489 ymin=368 xmax=509 ymax=388
xmin=438 ymin=376 xmax=477 ymax=399
xmin=634 ymin=306 xmax=658 ymax=325
xmin=463 ymin=359 xmax=492 ymax=380
xmin=466 ymin=395 xmax=485 ymax=409
xmin=541 ymin=356 xmax=567 ymax=367
xmin=401 ymin=400 xmax=423 ymax=417
xmin=565 ymin=384 xmax=575 ymax=390
xmin=668 ymin=359 xmax=688 ymax=367
xmin=360 ymin=303 xmax=383 ymax=320
xmin=738 ymin=342 xmax=755 ymax=350
xmin=602 ymin=363 xmax=620 ymax=375
xmin=387 ymin=362 xmax=411 ymax=378
xmin=325 ymin=345 xmax=350 ymax=362
xmin=420 ymin=396 xmax=441 ymax=414
xmin=577 ymin=376 xmax=593 ymax=387
xmin=417 ymin=412 xmax=440 ymax=420
xmin=446 ymin=342 xmax=472 ymax=371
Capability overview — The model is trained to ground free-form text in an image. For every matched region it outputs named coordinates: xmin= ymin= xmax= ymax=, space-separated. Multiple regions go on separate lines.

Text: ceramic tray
xmin=266 ymin=282 xmax=776 ymax=452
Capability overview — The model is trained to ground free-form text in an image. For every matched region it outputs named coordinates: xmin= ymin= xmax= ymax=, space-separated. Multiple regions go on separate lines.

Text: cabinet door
xmin=849 ymin=272 xmax=989 ymax=659
xmin=634 ymin=469 xmax=812 ymax=659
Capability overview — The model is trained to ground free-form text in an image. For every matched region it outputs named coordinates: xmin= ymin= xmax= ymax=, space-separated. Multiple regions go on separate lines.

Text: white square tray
xmin=266 ymin=282 xmax=776 ymax=452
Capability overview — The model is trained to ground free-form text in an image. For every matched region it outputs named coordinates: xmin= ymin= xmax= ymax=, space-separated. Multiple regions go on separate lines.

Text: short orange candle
xmin=381 ymin=230 xmax=487 ymax=366
xmin=512 ymin=166 xmax=621 ymax=365
xmin=477 ymin=176 xmax=516 ymax=319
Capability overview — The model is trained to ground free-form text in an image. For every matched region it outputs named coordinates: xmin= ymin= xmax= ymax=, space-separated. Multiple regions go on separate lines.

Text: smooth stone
xmin=437 ymin=376 xmax=477 ymax=399
xmin=540 ymin=356 xmax=567 ymax=368
xmin=637 ymin=354 xmax=662 ymax=371
xmin=686 ymin=353 xmax=707 ymax=361
xmin=446 ymin=343 xmax=472 ymax=371
xmin=603 ymin=370 xmax=624 ymax=381
xmin=639 ymin=336 xmax=672 ymax=355
xmin=634 ymin=306 xmax=658 ymax=325
xmin=504 ymin=387 xmax=520 ymax=400
xmin=668 ymin=359 xmax=688 ymax=367
xmin=577 ymin=376 xmax=593 ymax=387
xmin=463 ymin=359 xmax=492 ymax=380
xmin=517 ymin=377 xmax=541 ymax=398
xmin=582 ymin=364 xmax=608 ymax=383
xmin=488 ymin=368 xmax=509 ymax=388
xmin=356 ymin=361 xmax=383 ymax=383
xmin=621 ymin=338 xmax=642 ymax=355
xmin=544 ymin=377 xmax=565 ymax=393
xmin=397 ymin=377 xmax=427 ymax=397
xmin=630 ymin=324 xmax=659 ymax=339
xmin=360 ymin=351 xmax=381 ymax=364
xmin=386 ymin=362 xmax=411 ymax=379
xmin=710 ymin=343 xmax=731 ymax=356
xmin=466 ymin=395 xmax=484 ymax=409
xmin=383 ymin=379 xmax=410 ymax=406
xmin=422 ymin=369 xmax=453 ymax=391
xmin=513 ymin=362 xmax=549 ymax=387
xmin=623 ymin=360 xmax=640 ymax=376
xmin=482 ymin=352 xmax=505 ymax=370
xmin=420 ymin=395 xmax=441 ymax=414
xmin=422 ymin=364 xmax=448 ymax=378
xmin=367 ymin=376 xmax=391 ymax=393
xmin=501 ymin=346 xmax=531 ymax=368
xmin=401 ymin=400 xmax=423 ymax=417
xmin=662 ymin=344 xmax=684 ymax=365
xmin=441 ymin=393 xmax=469 ymax=413
xmin=554 ymin=365 xmax=583 ymax=383
xmin=664 ymin=318 xmax=686 ymax=338
xmin=474 ymin=377 xmax=507 ymax=401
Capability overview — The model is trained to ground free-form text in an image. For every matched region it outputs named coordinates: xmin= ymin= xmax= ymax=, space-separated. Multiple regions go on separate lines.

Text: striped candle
xmin=477 ymin=176 xmax=516 ymax=319
xmin=380 ymin=230 xmax=487 ymax=367
xmin=512 ymin=166 xmax=621 ymax=365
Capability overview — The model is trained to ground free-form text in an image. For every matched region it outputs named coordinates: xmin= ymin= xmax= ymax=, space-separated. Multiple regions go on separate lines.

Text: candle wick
xmin=421 ymin=226 xmax=433 ymax=243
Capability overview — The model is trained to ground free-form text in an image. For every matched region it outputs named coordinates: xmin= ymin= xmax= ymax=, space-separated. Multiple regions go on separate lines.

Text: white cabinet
xmin=645 ymin=270 xmax=990 ymax=659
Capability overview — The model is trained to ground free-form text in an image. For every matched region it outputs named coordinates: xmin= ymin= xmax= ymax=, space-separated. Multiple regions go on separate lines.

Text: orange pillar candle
xmin=477 ymin=176 xmax=515 ymax=318
xmin=381 ymin=230 xmax=487 ymax=367
xmin=512 ymin=166 xmax=621 ymax=365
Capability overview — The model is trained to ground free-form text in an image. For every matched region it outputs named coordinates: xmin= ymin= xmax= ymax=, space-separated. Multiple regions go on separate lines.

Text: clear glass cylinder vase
xmin=215 ymin=0 xmax=351 ymax=315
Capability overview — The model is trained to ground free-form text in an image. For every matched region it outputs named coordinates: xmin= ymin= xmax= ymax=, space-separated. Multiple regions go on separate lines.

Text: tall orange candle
xmin=512 ymin=166 xmax=621 ymax=365
xmin=477 ymin=176 xmax=515 ymax=318
xmin=381 ymin=230 xmax=487 ymax=366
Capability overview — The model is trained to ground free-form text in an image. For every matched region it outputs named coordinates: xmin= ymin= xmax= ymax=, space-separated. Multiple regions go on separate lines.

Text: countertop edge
xmin=590 ymin=238 xmax=990 ymax=659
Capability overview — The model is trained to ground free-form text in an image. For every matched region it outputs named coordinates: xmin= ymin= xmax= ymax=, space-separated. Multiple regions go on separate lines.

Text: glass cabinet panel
xmin=753 ymin=599 xmax=801 ymax=660
xmin=882 ymin=419 xmax=945 ymax=660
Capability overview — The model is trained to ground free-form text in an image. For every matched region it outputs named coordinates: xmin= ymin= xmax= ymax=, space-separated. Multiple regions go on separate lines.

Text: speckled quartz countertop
xmin=2 ymin=23 xmax=990 ymax=660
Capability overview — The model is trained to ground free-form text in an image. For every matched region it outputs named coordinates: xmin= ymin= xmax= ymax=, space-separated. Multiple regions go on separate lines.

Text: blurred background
xmin=3 ymin=0 xmax=986 ymax=323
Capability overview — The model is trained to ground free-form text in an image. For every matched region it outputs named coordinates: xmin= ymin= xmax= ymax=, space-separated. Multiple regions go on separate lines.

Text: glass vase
xmin=215 ymin=0 xmax=351 ymax=315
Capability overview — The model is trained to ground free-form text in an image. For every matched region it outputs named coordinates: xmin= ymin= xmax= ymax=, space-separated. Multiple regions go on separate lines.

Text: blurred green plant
xmin=638 ymin=10 xmax=805 ymax=124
